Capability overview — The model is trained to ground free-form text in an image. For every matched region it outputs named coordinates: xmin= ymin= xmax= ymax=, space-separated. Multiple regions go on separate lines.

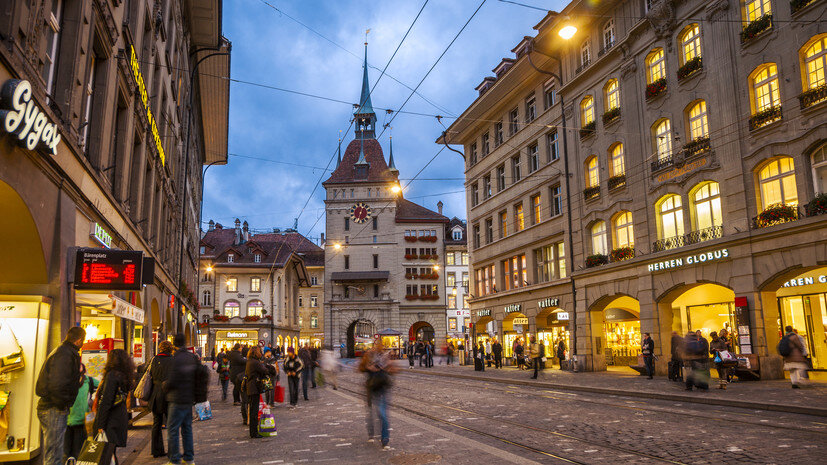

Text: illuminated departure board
xmin=74 ymin=248 xmax=144 ymax=290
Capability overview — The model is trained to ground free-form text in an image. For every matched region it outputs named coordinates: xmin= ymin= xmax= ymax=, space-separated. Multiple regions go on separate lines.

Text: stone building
xmin=198 ymin=221 xmax=315 ymax=353
xmin=445 ymin=0 xmax=826 ymax=378
xmin=443 ymin=216 xmax=470 ymax=348
xmin=323 ymin=46 xmax=449 ymax=356
xmin=299 ymin=246 xmax=325 ymax=348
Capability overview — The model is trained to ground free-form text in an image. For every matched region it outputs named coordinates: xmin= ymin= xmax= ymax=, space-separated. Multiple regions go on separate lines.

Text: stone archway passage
xmin=346 ymin=319 xmax=376 ymax=358
xmin=589 ymin=295 xmax=641 ymax=369
xmin=0 ymin=180 xmax=48 ymax=285
xmin=771 ymin=267 xmax=827 ymax=370
xmin=409 ymin=321 xmax=435 ymax=344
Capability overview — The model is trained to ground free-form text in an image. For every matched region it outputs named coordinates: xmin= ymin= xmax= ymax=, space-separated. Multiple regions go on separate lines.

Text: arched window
xmin=609 ymin=143 xmax=625 ymax=177
xmin=581 ymin=96 xmax=595 ymax=125
xmin=687 ymin=100 xmax=709 ymax=140
xmin=646 ymin=48 xmax=666 ymax=84
xmin=812 ymin=144 xmax=827 ymax=194
xmin=202 ymin=290 xmax=211 ymax=306
xmin=653 ymin=119 xmax=673 ymax=161
xmin=247 ymin=300 xmax=264 ymax=317
xmin=604 ymin=79 xmax=620 ymax=111
xmin=750 ymin=64 xmax=781 ymax=113
xmin=802 ymin=34 xmax=827 ymax=91
xmin=223 ymin=300 xmax=239 ymax=318
xmin=758 ymin=157 xmax=798 ymax=209
xmin=613 ymin=211 xmax=635 ymax=248
xmin=657 ymin=194 xmax=685 ymax=241
xmin=691 ymin=182 xmax=723 ymax=231
xmin=679 ymin=23 xmax=701 ymax=65
xmin=744 ymin=0 xmax=771 ymax=24
xmin=591 ymin=221 xmax=608 ymax=255
xmin=585 ymin=156 xmax=600 ymax=188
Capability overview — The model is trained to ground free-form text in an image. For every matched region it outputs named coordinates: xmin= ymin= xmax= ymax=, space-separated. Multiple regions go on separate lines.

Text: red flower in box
xmin=645 ymin=78 xmax=667 ymax=99
xmin=213 ymin=315 xmax=229 ymax=322
xmin=609 ymin=246 xmax=635 ymax=262
xmin=404 ymin=236 xmax=417 ymax=242
xmin=405 ymin=295 xmax=419 ymax=300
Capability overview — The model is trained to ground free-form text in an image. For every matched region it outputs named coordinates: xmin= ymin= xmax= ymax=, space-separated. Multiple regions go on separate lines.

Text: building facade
xmin=446 ymin=0 xmax=826 ymax=378
xmin=0 ymin=0 xmax=229 ymax=460
xmin=323 ymin=46 xmax=448 ymax=356
xmin=444 ymin=217 xmax=471 ymax=348
xmin=198 ymin=221 xmax=315 ymax=353
xmin=299 ymin=248 xmax=325 ymax=348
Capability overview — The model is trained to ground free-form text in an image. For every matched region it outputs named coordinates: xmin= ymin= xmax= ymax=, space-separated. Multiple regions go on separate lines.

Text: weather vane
xmin=365 ymin=28 xmax=370 ymax=45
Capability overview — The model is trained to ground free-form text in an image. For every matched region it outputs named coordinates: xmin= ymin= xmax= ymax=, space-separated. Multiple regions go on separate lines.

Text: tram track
xmin=393 ymin=369 xmax=827 ymax=435
xmin=337 ymin=379 xmax=687 ymax=464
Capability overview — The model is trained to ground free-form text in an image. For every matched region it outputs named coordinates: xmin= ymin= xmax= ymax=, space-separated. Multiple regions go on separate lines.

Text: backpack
xmin=194 ymin=362 xmax=210 ymax=403
xmin=777 ymin=335 xmax=792 ymax=357
xmin=685 ymin=338 xmax=703 ymax=356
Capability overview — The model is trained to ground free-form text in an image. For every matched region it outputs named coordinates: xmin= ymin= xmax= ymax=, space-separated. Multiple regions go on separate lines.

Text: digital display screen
xmin=74 ymin=248 xmax=144 ymax=290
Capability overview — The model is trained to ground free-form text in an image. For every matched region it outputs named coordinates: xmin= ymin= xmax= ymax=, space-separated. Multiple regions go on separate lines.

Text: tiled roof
xmin=200 ymin=228 xmax=322 ymax=268
xmin=395 ymin=198 xmax=449 ymax=224
xmin=444 ymin=217 xmax=467 ymax=245
xmin=322 ymin=138 xmax=398 ymax=185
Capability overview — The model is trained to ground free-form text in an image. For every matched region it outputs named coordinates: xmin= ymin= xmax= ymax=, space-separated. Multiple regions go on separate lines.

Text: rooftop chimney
xmin=437 ymin=200 xmax=443 ymax=215
xmin=320 ymin=232 xmax=326 ymax=245
xmin=234 ymin=219 xmax=242 ymax=245
xmin=242 ymin=221 xmax=250 ymax=243
xmin=208 ymin=220 xmax=215 ymax=231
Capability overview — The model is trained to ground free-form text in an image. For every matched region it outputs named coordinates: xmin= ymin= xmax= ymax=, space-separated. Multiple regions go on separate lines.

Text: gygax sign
xmin=0 ymin=80 xmax=61 ymax=155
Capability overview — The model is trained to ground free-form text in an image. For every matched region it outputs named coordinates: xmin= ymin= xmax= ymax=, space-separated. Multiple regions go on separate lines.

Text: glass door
xmin=779 ymin=294 xmax=827 ymax=370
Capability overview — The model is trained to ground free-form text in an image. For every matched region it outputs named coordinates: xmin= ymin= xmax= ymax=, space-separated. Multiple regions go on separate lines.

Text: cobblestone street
xmin=123 ymin=362 xmax=827 ymax=465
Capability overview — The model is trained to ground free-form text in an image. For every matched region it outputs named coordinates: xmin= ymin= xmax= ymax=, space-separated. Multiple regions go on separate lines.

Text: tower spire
xmin=354 ymin=37 xmax=377 ymax=140
xmin=388 ymin=134 xmax=398 ymax=174
xmin=336 ymin=134 xmax=342 ymax=168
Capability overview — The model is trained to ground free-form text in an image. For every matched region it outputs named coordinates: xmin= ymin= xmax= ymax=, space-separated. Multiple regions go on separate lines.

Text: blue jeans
xmin=644 ymin=355 xmax=655 ymax=378
xmin=37 ymin=407 xmax=68 ymax=465
xmin=220 ymin=378 xmax=229 ymax=400
xmin=301 ymin=369 xmax=311 ymax=400
xmin=366 ymin=389 xmax=389 ymax=443
xmin=167 ymin=403 xmax=194 ymax=463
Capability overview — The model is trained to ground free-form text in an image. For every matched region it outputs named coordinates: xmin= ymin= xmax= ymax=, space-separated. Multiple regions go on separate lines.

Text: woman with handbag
xmin=93 ymin=349 xmax=135 ymax=463
xmin=148 ymin=341 xmax=174 ymax=457
xmin=709 ymin=332 xmax=729 ymax=389
xmin=245 ymin=347 xmax=275 ymax=438
xmin=64 ymin=363 xmax=98 ymax=461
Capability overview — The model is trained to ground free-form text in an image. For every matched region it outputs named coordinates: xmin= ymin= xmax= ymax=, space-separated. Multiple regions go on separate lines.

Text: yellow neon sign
xmin=129 ymin=46 xmax=166 ymax=166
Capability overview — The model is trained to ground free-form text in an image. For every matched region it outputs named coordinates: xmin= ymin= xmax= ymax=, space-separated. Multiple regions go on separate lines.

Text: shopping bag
xmin=258 ymin=412 xmax=277 ymax=437
xmin=84 ymin=411 xmax=96 ymax=436
xmin=274 ymin=382 xmax=285 ymax=403
xmin=194 ymin=401 xmax=212 ymax=421
xmin=77 ymin=431 xmax=115 ymax=465
xmin=258 ymin=395 xmax=269 ymax=417
xmin=713 ymin=353 xmax=722 ymax=364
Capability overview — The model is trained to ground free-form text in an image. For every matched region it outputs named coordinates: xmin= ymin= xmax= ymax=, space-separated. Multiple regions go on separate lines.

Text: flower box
xmin=405 ymin=295 xmax=419 ymax=300
xmin=602 ymin=107 xmax=621 ymax=125
xmin=610 ymin=246 xmax=635 ymax=262
xmin=754 ymin=203 xmax=798 ymax=228
xmin=806 ymin=193 xmax=827 ymax=217
xmin=740 ymin=14 xmax=772 ymax=43
xmin=608 ymin=174 xmax=626 ymax=190
xmin=748 ymin=106 xmax=782 ymax=131
xmin=583 ymin=186 xmax=600 ymax=201
xmin=419 ymin=236 xmax=437 ymax=242
xmin=405 ymin=273 xmax=414 ymax=279
xmin=198 ymin=322 xmax=209 ymax=328
xmin=799 ymin=84 xmax=827 ymax=109
xmin=404 ymin=236 xmax=417 ymax=242
xmin=213 ymin=309 xmax=220 ymax=315
xmin=791 ymin=0 xmax=816 ymax=14
xmin=404 ymin=254 xmax=418 ymax=260
xmin=586 ymin=254 xmax=609 ymax=268
xmin=645 ymin=78 xmax=667 ymax=100
xmin=579 ymin=121 xmax=596 ymax=139
xmin=677 ymin=57 xmax=702 ymax=81
xmin=683 ymin=137 xmax=710 ymax=157
xmin=244 ymin=315 xmax=261 ymax=322
xmin=213 ymin=315 xmax=229 ymax=322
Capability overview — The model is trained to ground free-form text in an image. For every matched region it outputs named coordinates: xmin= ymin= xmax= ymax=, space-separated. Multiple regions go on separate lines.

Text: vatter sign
xmin=648 ymin=248 xmax=729 ymax=272
xmin=0 ymin=79 xmax=61 ymax=154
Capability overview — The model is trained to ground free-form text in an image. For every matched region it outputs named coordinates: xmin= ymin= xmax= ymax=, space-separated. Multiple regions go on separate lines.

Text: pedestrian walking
xmin=298 ymin=344 xmax=313 ymax=401
xmin=406 ymin=342 xmax=415 ymax=369
xmin=320 ymin=349 xmax=339 ymax=390
xmin=64 ymin=363 xmax=98 ymax=462
xmin=216 ymin=349 xmax=231 ymax=401
xmin=359 ymin=339 xmax=396 ymax=450
xmin=491 ymin=339 xmax=503 ymax=369
xmin=779 ymin=325 xmax=808 ymax=388
xmin=669 ymin=331 xmax=683 ymax=381
xmin=228 ymin=343 xmax=246 ymax=405
xmin=457 ymin=341 xmax=466 ymax=366
xmin=262 ymin=349 xmax=278 ymax=406
xmin=515 ymin=340 xmax=525 ymax=370
xmin=476 ymin=341 xmax=486 ymax=372
xmin=446 ymin=342 xmax=455 ymax=365
xmin=283 ymin=347 xmax=304 ymax=406
xmin=641 ymin=333 xmax=655 ymax=379
xmin=684 ymin=331 xmax=710 ymax=391
xmin=148 ymin=341 xmax=174 ymax=457
xmin=93 ymin=348 xmax=134 ymax=464
xmin=428 ymin=342 xmax=435 ymax=367
xmin=538 ymin=339 xmax=546 ymax=373
xmin=164 ymin=334 xmax=200 ymax=465
xmin=556 ymin=340 xmax=566 ymax=369
xmin=245 ymin=346 xmax=276 ymax=438
xmin=529 ymin=336 xmax=541 ymax=379
xmin=35 ymin=326 xmax=85 ymax=465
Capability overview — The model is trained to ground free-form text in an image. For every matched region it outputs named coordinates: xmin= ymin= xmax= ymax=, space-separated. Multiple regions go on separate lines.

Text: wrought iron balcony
xmin=652 ymin=226 xmax=723 ymax=253
xmin=749 ymin=106 xmax=783 ymax=131
xmin=683 ymin=137 xmax=711 ymax=158
xmin=608 ymin=174 xmax=626 ymax=190
xmin=650 ymin=155 xmax=673 ymax=172
xmin=583 ymin=186 xmax=600 ymax=201
xmin=799 ymin=85 xmax=827 ymax=110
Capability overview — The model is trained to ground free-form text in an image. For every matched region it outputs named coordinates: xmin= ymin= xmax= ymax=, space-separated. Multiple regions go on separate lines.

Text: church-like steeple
xmin=388 ymin=135 xmax=398 ymax=174
xmin=336 ymin=136 xmax=342 ymax=168
xmin=354 ymin=42 xmax=377 ymax=140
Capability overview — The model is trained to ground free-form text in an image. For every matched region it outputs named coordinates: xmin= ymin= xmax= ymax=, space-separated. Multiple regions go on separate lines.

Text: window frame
xmin=653 ymin=119 xmax=673 ymax=161
xmin=224 ymin=300 xmax=240 ymax=318
xmin=687 ymin=100 xmax=709 ymax=140
xmin=612 ymin=211 xmax=635 ymax=249
xmin=610 ymin=143 xmax=625 ymax=177
xmin=581 ymin=96 xmax=595 ymax=125
xmin=646 ymin=48 xmax=666 ymax=84
xmin=656 ymin=194 xmax=686 ymax=241
xmin=603 ymin=19 xmax=615 ymax=50
xmin=750 ymin=63 xmax=781 ymax=114
xmin=679 ymin=23 xmax=702 ymax=65
xmin=758 ymin=156 xmax=798 ymax=209
xmin=591 ymin=221 xmax=608 ymax=255
xmin=586 ymin=156 xmax=600 ymax=188
xmin=691 ymin=181 xmax=723 ymax=231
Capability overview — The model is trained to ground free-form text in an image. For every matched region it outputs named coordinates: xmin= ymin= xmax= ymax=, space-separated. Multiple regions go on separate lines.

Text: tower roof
xmin=323 ymin=138 xmax=397 ymax=185
xmin=355 ymin=44 xmax=375 ymax=117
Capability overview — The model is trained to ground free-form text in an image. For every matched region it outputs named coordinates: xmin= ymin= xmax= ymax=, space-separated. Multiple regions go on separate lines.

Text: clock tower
xmin=322 ymin=43 xmax=448 ymax=355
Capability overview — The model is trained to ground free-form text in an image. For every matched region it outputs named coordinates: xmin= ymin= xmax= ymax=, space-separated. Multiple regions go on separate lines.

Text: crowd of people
xmin=469 ymin=336 xmax=568 ymax=378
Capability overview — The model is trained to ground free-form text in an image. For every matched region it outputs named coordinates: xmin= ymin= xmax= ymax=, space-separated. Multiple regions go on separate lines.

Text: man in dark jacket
xmin=228 ymin=343 xmax=246 ymax=405
xmin=164 ymin=334 xmax=199 ymax=465
xmin=148 ymin=341 xmax=174 ymax=457
xmin=298 ymin=344 xmax=313 ymax=401
xmin=309 ymin=346 xmax=319 ymax=388
xmin=36 ymin=326 xmax=85 ymax=465
xmin=491 ymin=339 xmax=503 ymax=369
xmin=641 ymin=333 xmax=655 ymax=379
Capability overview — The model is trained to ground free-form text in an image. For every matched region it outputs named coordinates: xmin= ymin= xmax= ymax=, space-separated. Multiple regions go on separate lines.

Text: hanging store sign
xmin=74 ymin=248 xmax=143 ymax=291
xmin=90 ymin=223 xmax=113 ymax=248
xmin=111 ymin=296 xmax=144 ymax=323
xmin=129 ymin=46 xmax=166 ymax=165
xmin=538 ymin=298 xmax=560 ymax=309
xmin=647 ymin=248 xmax=729 ymax=272
xmin=504 ymin=304 xmax=522 ymax=313
xmin=0 ymin=79 xmax=61 ymax=155
xmin=476 ymin=308 xmax=492 ymax=317
xmin=216 ymin=330 xmax=259 ymax=340
xmin=782 ymin=274 xmax=827 ymax=287
xmin=512 ymin=317 xmax=529 ymax=325
xmin=555 ymin=312 xmax=570 ymax=321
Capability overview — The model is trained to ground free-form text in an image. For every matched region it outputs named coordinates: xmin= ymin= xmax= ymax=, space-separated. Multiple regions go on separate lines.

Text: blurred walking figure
xmin=245 ymin=346 xmax=276 ymax=438
xmin=298 ymin=344 xmax=313 ymax=401
xmin=684 ymin=331 xmax=710 ymax=391
xmin=529 ymin=336 xmax=541 ymax=379
xmin=668 ymin=331 xmax=684 ymax=382
xmin=164 ymin=334 xmax=199 ymax=465
xmin=445 ymin=343 xmax=454 ymax=365
xmin=556 ymin=340 xmax=566 ymax=370
xmin=228 ymin=343 xmax=246 ymax=405
xmin=457 ymin=341 xmax=466 ymax=366
xmin=406 ymin=342 xmax=415 ymax=369
xmin=283 ymin=348 xmax=303 ymax=407
xmin=93 ymin=349 xmax=134 ymax=464
xmin=359 ymin=339 xmax=396 ymax=450
xmin=641 ymin=333 xmax=655 ymax=379
xmin=320 ymin=349 xmax=339 ymax=390
xmin=491 ymin=339 xmax=503 ymax=369
xmin=310 ymin=345 xmax=320 ymax=388
xmin=64 ymin=363 xmax=98 ymax=461
xmin=779 ymin=325 xmax=808 ymax=388
xmin=149 ymin=341 xmax=174 ymax=457
xmin=476 ymin=341 xmax=485 ymax=372
xmin=36 ymin=326 xmax=85 ymax=465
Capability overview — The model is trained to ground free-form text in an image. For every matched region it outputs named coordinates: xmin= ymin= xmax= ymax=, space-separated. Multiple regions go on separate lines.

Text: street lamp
xmin=391 ymin=184 xmax=402 ymax=195
xmin=206 ymin=265 xmax=213 ymax=273
xmin=433 ymin=264 xmax=439 ymax=271
xmin=333 ymin=243 xmax=342 ymax=251
xmin=558 ymin=25 xmax=577 ymax=40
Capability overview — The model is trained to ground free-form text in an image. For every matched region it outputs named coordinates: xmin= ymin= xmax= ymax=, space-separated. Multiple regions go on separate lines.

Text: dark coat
xmin=245 ymin=358 xmax=274 ymax=395
xmin=283 ymin=356 xmax=303 ymax=378
xmin=93 ymin=371 xmax=130 ymax=447
xmin=148 ymin=350 xmax=174 ymax=414
xmin=298 ymin=347 xmax=312 ymax=368
xmin=491 ymin=342 xmax=503 ymax=356
xmin=36 ymin=341 xmax=83 ymax=410
xmin=670 ymin=334 xmax=683 ymax=360
xmin=164 ymin=348 xmax=198 ymax=405
xmin=556 ymin=342 xmax=566 ymax=360
xmin=641 ymin=337 xmax=654 ymax=356
xmin=228 ymin=349 xmax=246 ymax=382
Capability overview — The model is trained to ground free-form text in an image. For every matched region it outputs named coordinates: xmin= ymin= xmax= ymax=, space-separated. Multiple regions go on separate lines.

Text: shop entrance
xmin=409 ymin=321 xmax=435 ymax=343
xmin=775 ymin=267 xmax=827 ymax=370
xmin=536 ymin=308 xmax=570 ymax=365
xmin=503 ymin=312 xmax=529 ymax=359
xmin=666 ymin=284 xmax=736 ymax=351
xmin=346 ymin=319 xmax=375 ymax=358
xmin=590 ymin=295 xmax=640 ymax=367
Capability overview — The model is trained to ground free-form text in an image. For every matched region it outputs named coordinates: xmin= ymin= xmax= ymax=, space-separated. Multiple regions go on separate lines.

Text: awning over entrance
xmin=330 ymin=271 xmax=390 ymax=282
xmin=377 ymin=328 xmax=402 ymax=336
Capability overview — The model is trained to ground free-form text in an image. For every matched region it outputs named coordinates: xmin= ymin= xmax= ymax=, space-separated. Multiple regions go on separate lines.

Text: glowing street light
xmin=452 ymin=287 xmax=458 ymax=296
xmin=391 ymin=184 xmax=402 ymax=194
xmin=433 ymin=264 xmax=439 ymax=271
xmin=558 ymin=25 xmax=578 ymax=40
xmin=206 ymin=265 xmax=213 ymax=273
xmin=333 ymin=243 xmax=342 ymax=250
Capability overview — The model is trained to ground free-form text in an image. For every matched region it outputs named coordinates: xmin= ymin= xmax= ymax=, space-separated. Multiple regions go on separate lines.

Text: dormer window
xmin=453 ymin=230 xmax=462 ymax=240
xmin=355 ymin=165 xmax=368 ymax=178
xmin=254 ymin=254 xmax=261 ymax=263
xmin=227 ymin=254 xmax=234 ymax=263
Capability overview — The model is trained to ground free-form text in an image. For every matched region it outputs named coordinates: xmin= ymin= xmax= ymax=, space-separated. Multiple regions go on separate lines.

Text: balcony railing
xmin=608 ymin=174 xmax=626 ymax=190
xmin=799 ymin=84 xmax=827 ymax=109
xmin=748 ymin=106 xmax=782 ymax=131
xmin=652 ymin=226 xmax=723 ymax=252
xmin=650 ymin=154 xmax=673 ymax=172
xmin=791 ymin=0 xmax=817 ymax=14
xmin=602 ymin=107 xmax=621 ymax=125
xmin=752 ymin=203 xmax=800 ymax=229
xmin=683 ymin=137 xmax=711 ymax=158
xmin=583 ymin=186 xmax=600 ymax=201
xmin=677 ymin=57 xmax=703 ymax=81
xmin=598 ymin=41 xmax=614 ymax=57
xmin=579 ymin=121 xmax=596 ymax=139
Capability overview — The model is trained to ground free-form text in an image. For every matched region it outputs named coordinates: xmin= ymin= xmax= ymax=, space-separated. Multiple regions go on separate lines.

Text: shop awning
xmin=330 ymin=271 xmax=390 ymax=282
xmin=376 ymin=328 xmax=402 ymax=336
xmin=75 ymin=294 xmax=144 ymax=324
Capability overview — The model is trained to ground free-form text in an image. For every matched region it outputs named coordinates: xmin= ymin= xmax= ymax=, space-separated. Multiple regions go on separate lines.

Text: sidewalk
xmin=410 ymin=361 xmax=827 ymax=416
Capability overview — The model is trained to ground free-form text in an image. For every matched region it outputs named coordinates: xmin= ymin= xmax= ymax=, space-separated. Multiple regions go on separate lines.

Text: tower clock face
xmin=350 ymin=202 xmax=372 ymax=224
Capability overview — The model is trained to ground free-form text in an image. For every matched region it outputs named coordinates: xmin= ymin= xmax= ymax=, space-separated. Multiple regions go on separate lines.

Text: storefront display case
xmin=0 ymin=296 xmax=51 ymax=462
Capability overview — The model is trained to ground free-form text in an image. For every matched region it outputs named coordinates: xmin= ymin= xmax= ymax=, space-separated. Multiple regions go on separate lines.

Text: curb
xmin=412 ymin=369 xmax=827 ymax=417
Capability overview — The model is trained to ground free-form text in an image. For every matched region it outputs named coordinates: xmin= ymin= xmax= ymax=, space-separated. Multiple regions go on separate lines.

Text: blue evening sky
xmin=202 ymin=0 xmax=565 ymax=242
